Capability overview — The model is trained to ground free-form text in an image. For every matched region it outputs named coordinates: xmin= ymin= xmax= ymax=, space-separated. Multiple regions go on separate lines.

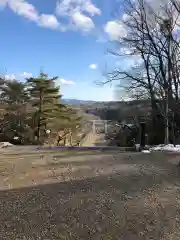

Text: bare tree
xmin=106 ymin=0 xmax=180 ymax=144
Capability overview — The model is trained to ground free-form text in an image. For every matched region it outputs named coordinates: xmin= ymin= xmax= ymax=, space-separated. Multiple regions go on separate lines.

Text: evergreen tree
xmin=0 ymin=79 xmax=30 ymax=143
xmin=0 ymin=73 xmax=81 ymax=145
xmin=27 ymin=72 xmax=66 ymax=143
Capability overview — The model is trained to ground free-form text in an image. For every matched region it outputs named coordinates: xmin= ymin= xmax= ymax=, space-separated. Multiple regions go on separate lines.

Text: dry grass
xmin=0 ymin=149 xmax=180 ymax=239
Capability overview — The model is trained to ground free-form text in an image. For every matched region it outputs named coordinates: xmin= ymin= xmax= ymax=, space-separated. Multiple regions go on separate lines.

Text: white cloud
xmin=116 ymin=56 xmax=143 ymax=70
xmin=4 ymin=74 xmax=16 ymax=80
xmin=0 ymin=0 xmax=100 ymax=33
xmin=122 ymin=13 xmax=130 ymax=22
xmin=8 ymin=0 xmax=39 ymax=22
xmin=4 ymin=72 xmax=33 ymax=80
xmin=104 ymin=20 xmax=127 ymax=41
xmin=120 ymin=47 xmax=135 ymax=55
xmin=4 ymin=73 xmax=76 ymax=86
xmin=39 ymin=14 xmax=61 ymax=30
xmin=89 ymin=63 xmax=97 ymax=69
xmin=56 ymin=0 xmax=100 ymax=31
xmin=72 ymin=11 xmax=94 ymax=31
xmin=20 ymin=72 xmax=32 ymax=77
xmin=59 ymin=78 xmax=75 ymax=85
xmin=56 ymin=0 xmax=101 ymax=17
xmin=0 ymin=0 xmax=63 ymax=31
xmin=83 ymin=1 xmax=101 ymax=16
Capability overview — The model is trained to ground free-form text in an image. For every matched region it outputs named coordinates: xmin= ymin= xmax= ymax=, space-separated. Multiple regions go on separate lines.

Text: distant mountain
xmin=61 ymin=98 xmax=152 ymax=122
xmin=61 ymin=98 xmax=97 ymax=105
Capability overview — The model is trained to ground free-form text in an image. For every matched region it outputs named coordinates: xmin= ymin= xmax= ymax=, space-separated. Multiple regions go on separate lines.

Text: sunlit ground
xmin=0 ymin=148 xmax=180 ymax=239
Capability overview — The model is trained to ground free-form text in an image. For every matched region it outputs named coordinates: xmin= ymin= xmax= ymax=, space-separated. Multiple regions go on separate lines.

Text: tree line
xmin=0 ymin=72 xmax=81 ymax=145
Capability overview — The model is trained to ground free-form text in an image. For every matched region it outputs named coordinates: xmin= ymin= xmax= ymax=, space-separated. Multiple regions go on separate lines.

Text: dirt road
xmin=81 ymin=133 xmax=108 ymax=146
xmin=0 ymin=148 xmax=180 ymax=239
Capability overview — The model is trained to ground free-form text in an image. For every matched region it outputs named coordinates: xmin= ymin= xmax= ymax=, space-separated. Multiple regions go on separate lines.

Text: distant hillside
xmin=61 ymin=98 xmax=152 ymax=123
xmin=61 ymin=98 xmax=151 ymax=111
xmin=61 ymin=98 xmax=97 ymax=105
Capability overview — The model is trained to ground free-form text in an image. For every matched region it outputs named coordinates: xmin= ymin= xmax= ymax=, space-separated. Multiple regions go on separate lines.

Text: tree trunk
xmin=37 ymin=91 xmax=43 ymax=144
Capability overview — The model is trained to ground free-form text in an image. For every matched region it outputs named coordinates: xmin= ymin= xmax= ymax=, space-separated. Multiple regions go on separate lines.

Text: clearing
xmin=0 ymin=147 xmax=180 ymax=239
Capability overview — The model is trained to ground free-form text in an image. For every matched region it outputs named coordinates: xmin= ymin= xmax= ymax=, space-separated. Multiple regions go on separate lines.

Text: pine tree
xmin=0 ymin=79 xmax=29 ymax=143
xmin=0 ymin=73 xmax=81 ymax=145
xmin=27 ymin=72 xmax=66 ymax=143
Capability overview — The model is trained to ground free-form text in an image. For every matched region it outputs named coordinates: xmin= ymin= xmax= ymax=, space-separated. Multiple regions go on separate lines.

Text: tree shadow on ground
xmin=1 ymin=153 xmax=180 ymax=239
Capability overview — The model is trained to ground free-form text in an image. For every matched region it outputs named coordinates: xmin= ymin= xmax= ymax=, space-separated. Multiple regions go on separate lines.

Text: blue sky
xmin=0 ymin=0 xmax=127 ymax=101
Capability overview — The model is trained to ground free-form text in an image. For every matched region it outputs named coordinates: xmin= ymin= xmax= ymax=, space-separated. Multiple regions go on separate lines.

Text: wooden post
xmin=140 ymin=121 xmax=146 ymax=149
xmin=63 ymin=136 xmax=66 ymax=146
xmin=145 ymin=134 xmax=148 ymax=146
xmin=172 ymin=112 xmax=176 ymax=147
xmin=69 ymin=130 xmax=72 ymax=146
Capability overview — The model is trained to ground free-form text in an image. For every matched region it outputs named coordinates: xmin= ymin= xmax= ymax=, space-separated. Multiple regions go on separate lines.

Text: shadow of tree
xmin=0 ymin=152 xmax=180 ymax=239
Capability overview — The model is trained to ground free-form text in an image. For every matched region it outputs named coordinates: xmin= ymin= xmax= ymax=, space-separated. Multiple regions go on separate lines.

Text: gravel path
xmin=0 ymin=150 xmax=180 ymax=239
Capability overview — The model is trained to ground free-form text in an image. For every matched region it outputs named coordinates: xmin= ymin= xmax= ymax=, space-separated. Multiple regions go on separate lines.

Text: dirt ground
xmin=1 ymin=147 xmax=180 ymax=239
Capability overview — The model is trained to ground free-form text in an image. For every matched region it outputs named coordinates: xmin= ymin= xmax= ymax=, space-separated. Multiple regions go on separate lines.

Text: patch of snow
xmin=0 ymin=142 xmax=14 ymax=148
xmin=150 ymin=144 xmax=180 ymax=152
xmin=142 ymin=150 xmax=151 ymax=154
